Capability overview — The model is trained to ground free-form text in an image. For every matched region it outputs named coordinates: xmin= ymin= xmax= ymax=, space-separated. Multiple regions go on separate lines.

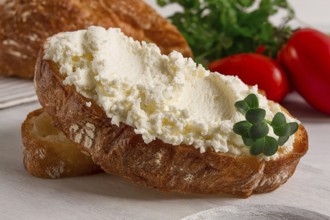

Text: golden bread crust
xmin=0 ymin=0 xmax=192 ymax=78
xmin=21 ymin=108 xmax=102 ymax=178
xmin=34 ymin=54 xmax=308 ymax=197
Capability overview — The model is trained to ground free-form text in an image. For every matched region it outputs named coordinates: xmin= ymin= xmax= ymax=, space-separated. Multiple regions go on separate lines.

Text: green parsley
xmin=233 ymin=94 xmax=298 ymax=156
xmin=157 ymin=0 xmax=295 ymax=65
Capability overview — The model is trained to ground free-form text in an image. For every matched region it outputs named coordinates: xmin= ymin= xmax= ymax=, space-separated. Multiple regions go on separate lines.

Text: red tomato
xmin=278 ymin=28 xmax=330 ymax=114
xmin=209 ymin=53 xmax=289 ymax=102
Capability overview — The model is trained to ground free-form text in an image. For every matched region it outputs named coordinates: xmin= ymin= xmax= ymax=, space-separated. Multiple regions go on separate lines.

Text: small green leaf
xmin=263 ymin=136 xmax=278 ymax=156
xmin=249 ymin=121 xmax=269 ymax=139
xmin=238 ymin=0 xmax=255 ymax=7
xmin=246 ymin=108 xmax=266 ymax=123
xmin=278 ymin=135 xmax=289 ymax=146
xmin=156 ymin=0 xmax=168 ymax=7
xmin=288 ymin=122 xmax=298 ymax=135
xmin=271 ymin=112 xmax=287 ymax=127
xmin=250 ymin=138 xmax=265 ymax=155
xmin=235 ymin=100 xmax=250 ymax=114
xmin=273 ymin=124 xmax=291 ymax=136
xmin=233 ymin=121 xmax=252 ymax=136
xmin=244 ymin=94 xmax=259 ymax=109
xmin=181 ymin=0 xmax=200 ymax=9
xmin=242 ymin=136 xmax=254 ymax=146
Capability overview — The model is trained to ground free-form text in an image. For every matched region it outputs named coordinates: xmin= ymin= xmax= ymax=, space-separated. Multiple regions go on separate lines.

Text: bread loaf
xmin=0 ymin=0 xmax=191 ymax=78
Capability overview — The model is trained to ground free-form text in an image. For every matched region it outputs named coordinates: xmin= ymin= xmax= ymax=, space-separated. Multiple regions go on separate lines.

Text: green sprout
xmin=233 ymin=94 xmax=298 ymax=156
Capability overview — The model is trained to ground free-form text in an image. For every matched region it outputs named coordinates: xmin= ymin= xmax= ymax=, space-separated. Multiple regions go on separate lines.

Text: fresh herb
xmin=233 ymin=94 xmax=298 ymax=156
xmin=157 ymin=0 xmax=295 ymax=64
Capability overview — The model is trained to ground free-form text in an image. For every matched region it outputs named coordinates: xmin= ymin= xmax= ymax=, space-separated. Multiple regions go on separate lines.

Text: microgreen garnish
xmin=233 ymin=94 xmax=298 ymax=156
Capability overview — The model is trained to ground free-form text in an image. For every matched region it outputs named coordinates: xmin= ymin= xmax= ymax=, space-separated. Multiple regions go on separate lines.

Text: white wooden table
xmin=1 ymin=1 xmax=330 ymax=219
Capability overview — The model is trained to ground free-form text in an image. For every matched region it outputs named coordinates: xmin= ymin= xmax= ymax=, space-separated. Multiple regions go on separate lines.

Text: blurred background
xmin=146 ymin=0 xmax=330 ymax=32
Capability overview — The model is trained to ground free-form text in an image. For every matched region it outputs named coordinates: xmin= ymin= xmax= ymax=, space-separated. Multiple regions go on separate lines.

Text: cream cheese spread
xmin=44 ymin=26 xmax=297 ymax=160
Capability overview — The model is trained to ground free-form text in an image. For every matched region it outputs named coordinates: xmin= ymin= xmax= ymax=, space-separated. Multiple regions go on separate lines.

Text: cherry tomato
xmin=209 ymin=53 xmax=289 ymax=102
xmin=278 ymin=28 xmax=330 ymax=114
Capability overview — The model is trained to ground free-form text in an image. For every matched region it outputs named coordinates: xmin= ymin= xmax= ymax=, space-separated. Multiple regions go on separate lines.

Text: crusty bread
xmin=0 ymin=0 xmax=192 ymax=78
xmin=22 ymin=108 xmax=101 ymax=178
xmin=34 ymin=52 xmax=308 ymax=197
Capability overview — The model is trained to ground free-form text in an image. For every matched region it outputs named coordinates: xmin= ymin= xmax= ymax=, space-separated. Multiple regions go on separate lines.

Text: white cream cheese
xmin=43 ymin=26 xmax=297 ymax=160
